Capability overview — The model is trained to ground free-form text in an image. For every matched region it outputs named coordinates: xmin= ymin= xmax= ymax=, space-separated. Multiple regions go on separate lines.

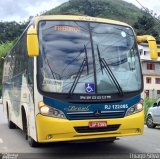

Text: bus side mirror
xmin=137 ymin=35 xmax=159 ymax=60
xmin=27 ymin=26 xmax=39 ymax=57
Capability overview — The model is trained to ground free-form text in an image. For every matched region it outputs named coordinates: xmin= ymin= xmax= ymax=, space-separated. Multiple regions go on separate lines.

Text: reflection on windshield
xmin=38 ymin=20 xmax=142 ymax=94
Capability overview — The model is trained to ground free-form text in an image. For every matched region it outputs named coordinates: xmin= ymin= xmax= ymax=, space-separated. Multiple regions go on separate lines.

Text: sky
xmin=0 ymin=0 xmax=67 ymax=22
xmin=0 ymin=0 xmax=160 ymax=22
xmin=123 ymin=0 xmax=160 ymax=15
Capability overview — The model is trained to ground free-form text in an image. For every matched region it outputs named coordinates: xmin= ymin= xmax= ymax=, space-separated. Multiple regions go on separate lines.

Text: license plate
xmin=88 ymin=121 xmax=107 ymax=128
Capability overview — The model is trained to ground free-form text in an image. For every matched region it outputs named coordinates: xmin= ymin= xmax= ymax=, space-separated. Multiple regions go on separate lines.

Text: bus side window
xmin=27 ymin=58 xmax=33 ymax=85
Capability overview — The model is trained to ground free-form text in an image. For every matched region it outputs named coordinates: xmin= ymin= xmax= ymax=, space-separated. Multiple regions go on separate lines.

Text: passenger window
xmin=27 ymin=58 xmax=33 ymax=85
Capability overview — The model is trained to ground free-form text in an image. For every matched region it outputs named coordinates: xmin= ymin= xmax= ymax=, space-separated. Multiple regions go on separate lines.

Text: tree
xmin=0 ymin=21 xmax=27 ymax=43
xmin=69 ymin=0 xmax=106 ymax=16
xmin=133 ymin=10 xmax=160 ymax=39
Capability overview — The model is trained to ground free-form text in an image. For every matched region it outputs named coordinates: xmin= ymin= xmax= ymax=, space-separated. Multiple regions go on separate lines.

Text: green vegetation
xmin=0 ymin=21 xmax=27 ymax=43
xmin=144 ymin=98 xmax=156 ymax=121
xmin=45 ymin=0 xmax=143 ymax=25
xmin=0 ymin=41 xmax=15 ymax=58
xmin=133 ymin=10 xmax=160 ymax=41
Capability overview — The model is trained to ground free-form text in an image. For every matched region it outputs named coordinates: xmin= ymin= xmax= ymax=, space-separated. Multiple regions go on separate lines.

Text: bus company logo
xmin=94 ymin=110 xmax=101 ymax=116
xmin=64 ymin=106 xmax=89 ymax=112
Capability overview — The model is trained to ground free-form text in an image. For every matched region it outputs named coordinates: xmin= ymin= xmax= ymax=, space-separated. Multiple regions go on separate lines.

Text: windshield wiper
xmin=97 ymin=45 xmax=104 ymax=74
xmin=68 ymin=59 xmax=86 ymax=97
xmin=97 ymin=45 xmax=124 ymax=96
xmin=68 ymin=45 xmax=89 ymax=97
xmin=84 ymin=45 xmax=89 ymax=75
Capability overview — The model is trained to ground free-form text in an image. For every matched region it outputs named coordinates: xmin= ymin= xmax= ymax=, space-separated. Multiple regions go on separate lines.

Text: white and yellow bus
xmin=2 ymin=15 xmax=159 ymax=147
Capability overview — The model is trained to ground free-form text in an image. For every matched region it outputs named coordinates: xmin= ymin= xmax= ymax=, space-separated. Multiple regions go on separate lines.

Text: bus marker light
xmin=136 ymin=128 xmax=141 ymax=133
xmin=47 ymin=134 xmax=53 ymax=139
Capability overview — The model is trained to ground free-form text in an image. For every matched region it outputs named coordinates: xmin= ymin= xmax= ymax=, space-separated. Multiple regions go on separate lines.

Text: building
xmin=139 ymin=43 xmax=160 ymax=99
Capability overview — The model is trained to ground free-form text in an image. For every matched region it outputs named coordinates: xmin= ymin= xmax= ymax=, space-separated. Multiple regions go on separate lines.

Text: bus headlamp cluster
xmin=125 ymin=103 xmax=143 ymax=116
xmin=38 ymin=102 xmax=66 ymax=119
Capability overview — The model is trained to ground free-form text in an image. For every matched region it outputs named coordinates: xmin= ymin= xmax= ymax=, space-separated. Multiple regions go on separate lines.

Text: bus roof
xmin=33 ymin=15 xmax=130 ymax=28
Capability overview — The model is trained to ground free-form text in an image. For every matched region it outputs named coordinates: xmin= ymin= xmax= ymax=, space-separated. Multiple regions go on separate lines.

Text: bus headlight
xmin=125 ymin=103 xmax=143 ymax=116
xmin=38 ymin=102 xmax=66 ymax=119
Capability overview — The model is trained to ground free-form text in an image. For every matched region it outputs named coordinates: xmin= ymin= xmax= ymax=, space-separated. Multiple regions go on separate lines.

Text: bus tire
xmin=28 ymin=136 xmax=39 ymax=147
xmin=107 ymin=139 xmax=116 ymax=143
xmin=6 ymin=105 xmax=16 ymax=129
xmin=21 ymin=107 xmax=39 ymax=147
xmin=22 ymin=107 xmax=28 ymax=140
xmin=8 ymin=120 xmax=17 ymax=129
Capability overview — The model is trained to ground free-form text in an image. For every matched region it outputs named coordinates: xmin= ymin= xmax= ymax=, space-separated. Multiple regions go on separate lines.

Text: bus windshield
xmin=38 ymin=20 xmax=142 ymax=95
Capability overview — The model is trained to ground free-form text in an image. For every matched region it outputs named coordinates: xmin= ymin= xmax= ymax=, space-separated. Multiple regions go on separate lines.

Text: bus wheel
xmin=107 ymin=139 xmax=116 ymax=143
xmin=28 ymin=136 xmax=39 ymax=147
xmin=8 ymin=120 xmax=17 ymax=129
xmin=7 ymin=106 xmax=16 ymax=129
xmin=22 ymin=108 xmax=28 ymax=140
xmin=22 ymin=108 xmax=39 ymax=147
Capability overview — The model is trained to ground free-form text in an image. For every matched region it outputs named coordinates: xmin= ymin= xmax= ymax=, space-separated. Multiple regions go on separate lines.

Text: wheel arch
xmin=6 ymin=101 xmax=9 ymax=120
xmin=147 ymin=111 xmax=154 ymax=118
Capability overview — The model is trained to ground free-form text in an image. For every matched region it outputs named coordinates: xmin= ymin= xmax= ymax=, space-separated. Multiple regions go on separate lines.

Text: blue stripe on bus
xmin=43 ymin=95 xmax=141 ymax=120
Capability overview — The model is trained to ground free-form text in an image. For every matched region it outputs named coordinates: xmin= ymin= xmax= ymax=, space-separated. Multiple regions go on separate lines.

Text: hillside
xmin=45 ymin=0 xmax=143 ymax=25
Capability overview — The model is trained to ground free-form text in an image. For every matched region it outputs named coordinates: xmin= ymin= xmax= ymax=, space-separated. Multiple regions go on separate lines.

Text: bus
xmin=2 ymin=15 xmax=159 ymax=147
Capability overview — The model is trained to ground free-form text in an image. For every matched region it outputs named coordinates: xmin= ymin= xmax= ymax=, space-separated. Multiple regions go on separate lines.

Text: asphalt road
xmin=0 ymin=104 xmax=160 ymax=159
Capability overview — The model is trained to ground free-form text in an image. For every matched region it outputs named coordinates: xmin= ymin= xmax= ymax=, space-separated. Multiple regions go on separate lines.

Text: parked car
xmin=146 ymin=99 xmax=160 ymax=128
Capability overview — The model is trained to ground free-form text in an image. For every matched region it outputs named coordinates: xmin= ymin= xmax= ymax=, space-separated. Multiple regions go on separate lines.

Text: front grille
xmin=67 ymin=111 xmax=125 ymax=120
xmin=74 ymin=124 xmax=120 ymax=133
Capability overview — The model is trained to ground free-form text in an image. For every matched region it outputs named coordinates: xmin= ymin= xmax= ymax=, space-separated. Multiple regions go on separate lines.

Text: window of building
xmin=144 ymin=51 xmax=147 ymax=55
xmin=145 ymin=90 xmax=149 ymax=97
xmin=139 ymin=49 xmax=143 ymax=55
xmin=147 ymin=63 xmax=155 ymax=70
xmin=157 ymin=90 xmax=160 ymax=94
xmin=146 ymin=77 xmax=151 ymax=84
xmin=155 ymin=78 xmax=160 ymax=84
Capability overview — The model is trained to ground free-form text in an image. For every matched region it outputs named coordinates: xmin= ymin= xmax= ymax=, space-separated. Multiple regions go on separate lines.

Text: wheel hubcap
xmin=147 ymin=117 xmax=153 ymax=126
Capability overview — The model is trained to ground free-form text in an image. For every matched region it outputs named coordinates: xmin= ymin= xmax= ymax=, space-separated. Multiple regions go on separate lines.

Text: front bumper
xmin=36 ymin=110 xmax=144 ymax=143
